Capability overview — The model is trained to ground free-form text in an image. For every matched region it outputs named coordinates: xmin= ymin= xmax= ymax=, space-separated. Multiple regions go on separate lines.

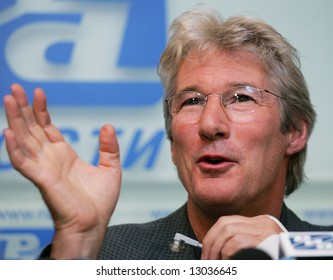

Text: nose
xmin=198 ymin=95 xmax=230 ymax=141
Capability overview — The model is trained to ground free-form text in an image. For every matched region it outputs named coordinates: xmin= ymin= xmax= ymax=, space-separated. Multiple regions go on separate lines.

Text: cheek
xmin=240 ymin=119 xmax=287 ymax=165
xmin=172 ymin=117 xmax=198 ymax=144
xmin=170 ymin=122 xmax=199 ymax=190
xmin=171 ymin=119 xmax=198 ymax=164
xmin=235 ymin=111 xmax=281 ymax=146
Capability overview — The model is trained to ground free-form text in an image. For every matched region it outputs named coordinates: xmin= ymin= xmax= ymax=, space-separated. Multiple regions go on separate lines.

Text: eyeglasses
xmin=165 ymin=85 xmax=283 ymax=119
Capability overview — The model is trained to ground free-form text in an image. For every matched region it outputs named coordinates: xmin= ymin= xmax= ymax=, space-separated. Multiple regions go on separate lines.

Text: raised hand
xmin=3 ymin=84 xmax=122 ymax=259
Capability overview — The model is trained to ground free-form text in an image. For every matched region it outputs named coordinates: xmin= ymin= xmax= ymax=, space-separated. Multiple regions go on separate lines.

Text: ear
xmin=286 ymin=119 xmax=308 ymax=156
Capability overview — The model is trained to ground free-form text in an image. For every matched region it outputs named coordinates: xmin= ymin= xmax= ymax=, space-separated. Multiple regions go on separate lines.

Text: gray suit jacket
xmin=99 ymin=203 xmax=333 ymax=259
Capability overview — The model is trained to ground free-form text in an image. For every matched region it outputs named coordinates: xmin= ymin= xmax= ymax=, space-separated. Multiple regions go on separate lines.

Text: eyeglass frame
xmin=165 ymin=85 xmax=284 ymax=117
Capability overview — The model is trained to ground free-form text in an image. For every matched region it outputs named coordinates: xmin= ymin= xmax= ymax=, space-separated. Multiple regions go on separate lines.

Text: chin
xmin=190 ymin=184 xmax=245 ymax=212
xmin=195 ymin=181 xmax=240 ymax=200
xmin=193 ymin=199 xmax=242 ymax=218
xmin=193 ymin=191 xmax=240 ymax=208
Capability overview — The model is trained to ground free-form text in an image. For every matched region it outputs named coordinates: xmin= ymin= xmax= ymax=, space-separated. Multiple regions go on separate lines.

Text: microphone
xmin=257 ymin=232 xmax=333 ymax=259
xmin=170 ymin=233 xmax=273 ymax=259
xmin=170 ymin=233 xmax=202 ymax=252
xmin=231 ymin=248 xmax=272 ymax=260
xmin=171 ymin=232 xmax=333 ymax=259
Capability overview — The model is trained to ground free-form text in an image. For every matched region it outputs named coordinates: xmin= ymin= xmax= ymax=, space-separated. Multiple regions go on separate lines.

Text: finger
xmin=203 ymin=222 xmax=260 ymax=259
xmin=3 ymin=94 xmax=41 ymax=157
xmin=3 ymin=128 xmax=41 ymax=179
xmin=201 ymin=215 xmax=262 ymax=259
xmin=33 ymin=87 xmax=51 ymax=127
xmin=3 ymin=128 xmax=26 ymax=168
xmin=33 ymin=87 xmax=65 ymax=143
xmin=98 ymin=124 xmax=121 ymax=170
xmin=221 ymin=234 xmax=259 ymax=260
xmin=201 ymin=216 xmax=238 ymax=259
xmin=4 ymin=90 xmax=29 ymax=133
xmin=202 ymin=215 xmax=281 ymax=259
xmin=10 ymin=84 xmax=49 ymax=144
xmin=202 ymin=222 xmax=237 ymax=260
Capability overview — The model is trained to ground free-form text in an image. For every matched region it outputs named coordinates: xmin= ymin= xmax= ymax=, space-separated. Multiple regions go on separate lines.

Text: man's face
xmin=170 ymin=50 xmax=296 ymax=216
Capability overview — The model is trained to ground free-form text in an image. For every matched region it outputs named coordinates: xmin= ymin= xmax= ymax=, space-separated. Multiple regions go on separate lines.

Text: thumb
xmin=98 ymin=124 xmax=121 ymax=169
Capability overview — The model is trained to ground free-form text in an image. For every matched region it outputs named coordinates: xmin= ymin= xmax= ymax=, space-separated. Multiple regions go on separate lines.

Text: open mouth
xmin=205 ymin=157 xmax=225 ymax=164
xmin=199 ymin=156 xmax=227 ymax=165
xmin=196 ymin=154 xmax=236 ymax=171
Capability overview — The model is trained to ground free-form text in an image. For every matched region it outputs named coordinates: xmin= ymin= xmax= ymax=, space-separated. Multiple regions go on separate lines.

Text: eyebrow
xmin=177 ymin=82 xmax=258 ymax=94
xmin=177 ymin=85 xmax=200 ymax=93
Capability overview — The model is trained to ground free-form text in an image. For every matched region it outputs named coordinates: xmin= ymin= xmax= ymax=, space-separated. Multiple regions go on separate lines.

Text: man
xmin=3 ymin=7 xmax=333 ymax=260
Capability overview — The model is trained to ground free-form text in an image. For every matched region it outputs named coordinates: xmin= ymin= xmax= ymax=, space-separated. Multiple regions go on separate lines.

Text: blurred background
xmin=0 ymin=0 xmax=332 ymax=259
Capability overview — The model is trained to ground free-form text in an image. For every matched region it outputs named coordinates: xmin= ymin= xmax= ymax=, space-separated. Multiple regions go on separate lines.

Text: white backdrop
xmin=0 ymin=0 xmax=332 ymax=259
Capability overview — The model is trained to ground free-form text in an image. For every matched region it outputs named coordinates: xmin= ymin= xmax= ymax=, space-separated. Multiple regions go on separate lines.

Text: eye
xmin=233 ymin=93 xmax=255 ymax=103
xmin=223 ymin=87 xmax=260 ymax=110
xmin=178 ymin=92 xmax=205 ymax=110
xmin=182 ymin=97 xmax=201 ymax=106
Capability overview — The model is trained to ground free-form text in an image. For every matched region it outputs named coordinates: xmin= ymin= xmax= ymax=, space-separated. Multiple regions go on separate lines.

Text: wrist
xmin=50 ymin=228 xmax=106 ymax=260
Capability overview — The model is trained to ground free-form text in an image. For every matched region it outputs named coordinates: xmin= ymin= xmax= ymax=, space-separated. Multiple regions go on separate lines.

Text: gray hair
xmin=157 ymin=7 xmax=316 ymax=195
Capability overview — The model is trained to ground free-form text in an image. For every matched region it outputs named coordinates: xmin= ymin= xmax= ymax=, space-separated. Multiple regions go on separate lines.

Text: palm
xmin=35 ymin=139 xmax=121 ymax=233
